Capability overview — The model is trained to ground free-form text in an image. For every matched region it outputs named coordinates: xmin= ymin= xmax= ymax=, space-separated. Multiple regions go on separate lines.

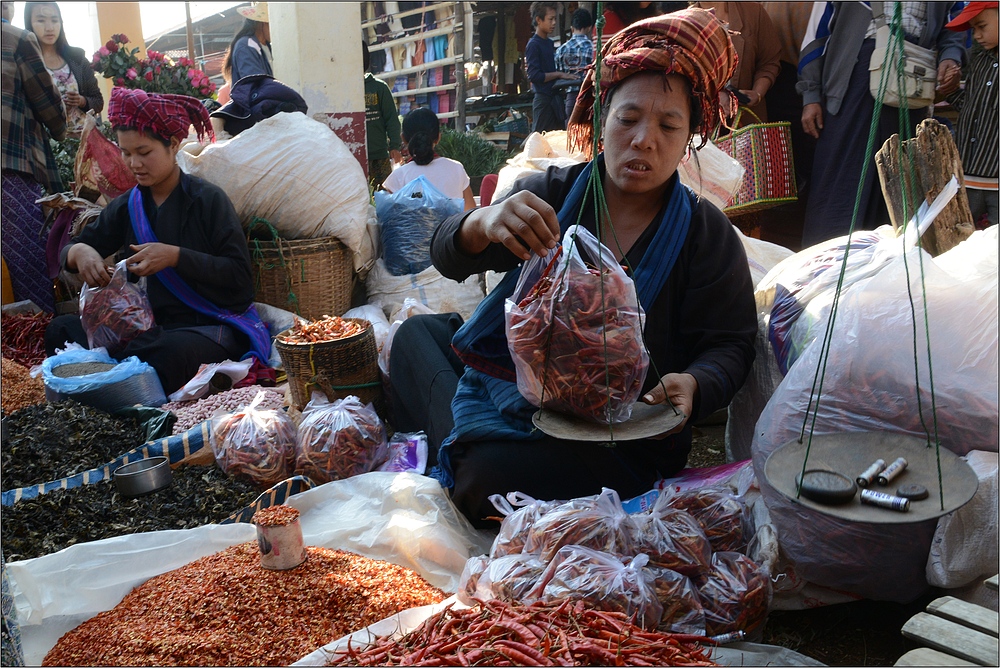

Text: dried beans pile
xmin=43 ymin=542 xmax=446 ymax=666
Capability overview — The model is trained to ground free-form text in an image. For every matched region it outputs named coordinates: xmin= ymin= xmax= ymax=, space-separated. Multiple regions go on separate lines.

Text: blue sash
xmin=127 ymin=187 xmax=271 ymax=363
xmin=432 ymin=159 xmax=695 ymax=488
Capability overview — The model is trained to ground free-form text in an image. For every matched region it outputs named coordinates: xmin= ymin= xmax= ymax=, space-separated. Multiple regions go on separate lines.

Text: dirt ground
xmin=689 ymin=424 xmax=931 ymax=667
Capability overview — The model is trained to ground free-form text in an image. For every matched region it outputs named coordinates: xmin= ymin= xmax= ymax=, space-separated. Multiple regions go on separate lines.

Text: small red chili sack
xmin=293 ymin=392 xmax=387 ymax=484
xmin=79 ymin=259 xmax=155 ymax=355
xmin=505 ymin=224 xmax=649 ymax=424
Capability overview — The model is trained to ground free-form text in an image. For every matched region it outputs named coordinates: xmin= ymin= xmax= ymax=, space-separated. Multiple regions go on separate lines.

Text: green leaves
xmin=435 ymin=128 xmax=512 ymax=178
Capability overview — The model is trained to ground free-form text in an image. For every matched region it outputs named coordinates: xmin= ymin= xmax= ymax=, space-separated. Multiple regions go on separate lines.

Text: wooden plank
xmin=895 ymin=648 xmax=977 ymax=666
xmin=901 ymin=612 xmax=999 ymax=666
xmin=927 ymin=596 xmax=999 ymax=637
xmin=987 ymin=575 xmax=999 ymax=592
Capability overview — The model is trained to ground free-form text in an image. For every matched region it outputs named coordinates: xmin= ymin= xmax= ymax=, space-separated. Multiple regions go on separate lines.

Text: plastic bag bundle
xmin=522 ymin=488 xmax=636 ymax=562
xmin=294 ymin=394 xmax=387 ymax=484
xmin=489 ymin=497 xmax=563 ymax=559
xmin=457 ymin=555 xmax=490 ymax=606
xmin=645 ymin=566 xmax=706 ymax=635
xmin=211 ymin=391 xmax=297 ymax=487
xmin=79 ymin=259 xmax=155 ymax=356
xmin=505 ymin=225 xmax=649 ymax=424
xmin=630 ymin=508 xmax=712 ymax=581
xmin=474 ymin=553 xmax=547 ymax=604
xmin=663 ymin=486 xmax=752 ymax=554
xmin=698 ymin=551 xmax=772 ymax=639
xmin=535 ymin=547 xmax=663 ymax=631
xmin=374 ymin=176 xmax=463 ymax=276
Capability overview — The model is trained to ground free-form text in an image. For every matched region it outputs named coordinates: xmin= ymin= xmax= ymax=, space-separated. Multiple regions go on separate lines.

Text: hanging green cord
xmin=794 ymin=2 xmax=897 ymax=497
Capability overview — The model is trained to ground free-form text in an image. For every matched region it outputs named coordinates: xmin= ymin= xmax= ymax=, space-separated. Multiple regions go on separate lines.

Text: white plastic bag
xmin=677 ymin=139 xmax=745 ymax=211
xmin=365 ymin=258 xmax=484 ymax=324
xmin=167 ymin=358 xmax=254 ymax=403
xmin=378 ymin=298 xmax=437 ymax=379
xmin=342 ymin=304 xmax=391 ymax=353
xmin=177 ymin=113 xmax=375 ymax=271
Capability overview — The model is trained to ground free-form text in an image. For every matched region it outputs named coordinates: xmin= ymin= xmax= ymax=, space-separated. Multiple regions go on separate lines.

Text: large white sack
xmin=7 ymin=472 xmax=494 ymax=666
xmin=927 ymin=450 xmax=999 ymax=589
xmin=177 ymin=112 xmax=375 ymax=271
xmin=492 ymin=131 xmax=587 ymax=201
xmin=366 ymin=258 xmax=485 ymax=322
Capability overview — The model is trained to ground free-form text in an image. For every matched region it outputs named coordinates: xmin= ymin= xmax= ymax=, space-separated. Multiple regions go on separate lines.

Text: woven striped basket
xmin=715 ymin=109 xmax=798 ymax=216
xmin=249 ymin=230 xmax=354 ymax=322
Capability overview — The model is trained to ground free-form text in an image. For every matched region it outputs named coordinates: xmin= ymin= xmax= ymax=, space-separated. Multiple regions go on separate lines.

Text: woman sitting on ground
xmin=44 ymin=88 xmax=270 ymax=395
xmin=382 ymin=107 xmax=476 ymax=211
xmin=388 ymin=8 xmax=757 ymax=527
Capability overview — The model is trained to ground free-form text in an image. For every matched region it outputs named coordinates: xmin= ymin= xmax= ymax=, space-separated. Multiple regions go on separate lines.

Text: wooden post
xmin=876 ymin=118 xmax=975 ymax=256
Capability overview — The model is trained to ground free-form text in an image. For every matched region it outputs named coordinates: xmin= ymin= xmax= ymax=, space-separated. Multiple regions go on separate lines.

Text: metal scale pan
xmin=533 ymin=402 xmax=686 ymax=442
xmin=764 ymin=431 xmax=979 ymax=524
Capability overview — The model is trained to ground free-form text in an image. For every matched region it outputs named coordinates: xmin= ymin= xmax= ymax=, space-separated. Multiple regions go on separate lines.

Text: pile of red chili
xmin=278 ymin=316 xmax=367 ymax=344
xmin=42 ymin=542 xmax=446 ymax=666
xmin=328 ymin=598 xmax=719 ymax=667
xmin=1 ymin=311 xmax=52 ymax=368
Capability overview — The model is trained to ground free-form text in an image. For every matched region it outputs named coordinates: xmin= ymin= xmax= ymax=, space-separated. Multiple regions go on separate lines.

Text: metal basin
xmin=113 ymin=457 xmax=173 ymax=498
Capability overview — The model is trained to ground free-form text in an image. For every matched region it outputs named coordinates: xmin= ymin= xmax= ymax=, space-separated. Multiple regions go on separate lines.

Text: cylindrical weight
xmin=856 ymin=459 xmax=887 ymax=487
xmin=860 ymin=488 xmax=910 ymax=512
xmin=877 ymin=457 xmax=908 ymax=486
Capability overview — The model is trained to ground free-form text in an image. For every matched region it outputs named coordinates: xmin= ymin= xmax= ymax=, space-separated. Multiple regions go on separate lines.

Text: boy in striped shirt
xmin=947 ymin=2 xmax=998 ymax=228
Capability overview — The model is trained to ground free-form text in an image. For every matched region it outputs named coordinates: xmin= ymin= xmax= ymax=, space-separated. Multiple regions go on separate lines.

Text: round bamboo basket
xmin=274 ymin=319 xmax=381 ymax=411
xmin=250 ymin=236 xmax=353 ymax=321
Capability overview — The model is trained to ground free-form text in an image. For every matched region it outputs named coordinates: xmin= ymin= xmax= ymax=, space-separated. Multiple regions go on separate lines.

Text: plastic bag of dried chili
xmin=534 ymin=546 xmax=664 ymax=631
xmin=629 ymin=507 xmax=713 ymax=582
xmin=211 ymin=390 xmax=297 ymax=487
xmin=505 ymin=224 xmax=649 ymax=424
xmin=473 ymin=553 xmax=548 ymax=604
xmin=522 ymin=487 xmax=636 ymax=562
xmin=698 ymin=551 xmax=772 ymax=640
xmin=645 ymin=565 xmax=707 ymax=635
xmin=293 ymin=392 xmax=388 ymax=484
xmin=661 ymin=485 xmax=753 ymax=554
xmin=79 ymin=259 xmax=155 ymax=356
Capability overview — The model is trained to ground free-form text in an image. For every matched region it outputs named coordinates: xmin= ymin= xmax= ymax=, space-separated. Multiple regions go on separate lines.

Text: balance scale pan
xmin=764 ymin=431 xmax=978 ymax=524
xmin=533 ymin=402 xmax=686 ymax=442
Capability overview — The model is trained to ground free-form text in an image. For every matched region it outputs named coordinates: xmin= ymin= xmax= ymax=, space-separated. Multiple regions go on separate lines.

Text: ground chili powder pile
xmin=42 ymin=542 xmax=446 ymax=666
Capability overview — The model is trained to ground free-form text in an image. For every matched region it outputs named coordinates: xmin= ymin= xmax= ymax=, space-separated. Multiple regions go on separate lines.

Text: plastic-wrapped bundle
xmin=522 ymin=488 xmax=635 ymax=562
xmin=79 ymin=259 xmax=155 ymax=356
xmin=457 ymin=555 xmax=490 ymax=606
xmin=631 ymin=504 xmax=712 ymax=581
xmin=211 ymin=391 xmax=297 ymax=487
xmin=662 ymin=486 xmax=752 ymax=554
xmin=505 ymin=225 xmax=649 ymax=424
xmin=374 ymin=176 xmax=463 ymax=276
xmin=294 ymin=394 xmax=387 ymax=484
xmin=698 ymin=551 xmax=771 ymax=639
xmin=645 ymin=566 xmax=706 ymax=635
xmin=474 ymin=553 xmax=547 ymax=604
xmin=534 ymin=546 xmax=663 ymax=631
xmin=489 ymin=496 xmax=563 ymax=559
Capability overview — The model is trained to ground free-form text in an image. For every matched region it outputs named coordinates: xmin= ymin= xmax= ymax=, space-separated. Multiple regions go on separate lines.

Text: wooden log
xmin=875 ymin=118 xmax=975 ymax=256
xmin=901 ymin=612 xmax=999 ymax=666
xmin=895 ymin=647 xmax=977 ymax=666
xmin=927 ymin=596 xmax=999 ymax=637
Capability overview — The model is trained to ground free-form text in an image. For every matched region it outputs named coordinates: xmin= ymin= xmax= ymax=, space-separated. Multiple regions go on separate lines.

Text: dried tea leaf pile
xmin=43 ymin=542 xmax=447 ymax=667
xmin=1 ymin=401 xmax=146 ymax=490
xmin=1 ymin=465 xmax=259 ymax=561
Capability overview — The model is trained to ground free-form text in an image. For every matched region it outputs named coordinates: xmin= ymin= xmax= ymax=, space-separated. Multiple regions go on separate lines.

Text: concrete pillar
xmin=270 ymin=2 xmax=367 ymax=171
xmin=94 ymin=2 xmax=145 ymax=107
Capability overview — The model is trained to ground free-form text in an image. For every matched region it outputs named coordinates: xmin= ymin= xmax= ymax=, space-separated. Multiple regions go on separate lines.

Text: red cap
xmin=946 ymin=1 xmax=998 ymax=31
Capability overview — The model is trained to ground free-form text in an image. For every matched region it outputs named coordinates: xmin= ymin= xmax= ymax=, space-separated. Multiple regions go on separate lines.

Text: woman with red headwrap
xmin=44 ymin=88 xmax=270 ymax=395
xmin=387 ymin=8 xmax=758 ymax=527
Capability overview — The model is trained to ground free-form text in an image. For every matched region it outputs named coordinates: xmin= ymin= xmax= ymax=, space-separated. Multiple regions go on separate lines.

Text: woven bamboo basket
xmin=250 ymin=235 xmax=354 ymax=321
xmin=274 ymin=319 xmax=382 ymax=411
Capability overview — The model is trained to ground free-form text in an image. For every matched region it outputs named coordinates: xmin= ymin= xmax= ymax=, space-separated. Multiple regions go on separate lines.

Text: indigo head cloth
xmin=567 ymin=7 xmax=738 ymax=156
xmin=108 ymin=87 xmax=214 ymax=143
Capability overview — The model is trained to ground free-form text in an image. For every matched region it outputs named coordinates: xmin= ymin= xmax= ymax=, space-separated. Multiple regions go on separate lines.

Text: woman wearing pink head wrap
xmin=44 ymin=87 xmax=270 ymax=395
xmin=386 ymin=9 xmax=758 ymax=528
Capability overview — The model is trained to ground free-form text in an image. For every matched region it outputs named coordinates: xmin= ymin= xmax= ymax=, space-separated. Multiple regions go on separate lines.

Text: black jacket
xmin=64 ymin=45 xmax=103 ymax=114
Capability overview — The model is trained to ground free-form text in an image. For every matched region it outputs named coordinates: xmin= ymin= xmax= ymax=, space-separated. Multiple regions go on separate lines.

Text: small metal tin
xmin=856 ymin=458 xmax=887 ymax=487
xmin=877 ymin=457 xmax=908 ymax=486
xmin=896 ymin=483 xmax=929 ymax=501
xmin=708 ymin=630 xmax=746 ymax=644
xmin=253 ymin=505 xmax=307 ymax=571
xmin=860 ymin=488 xmax=910 ymax=512
xmin=113 ymin=457 xmax=173 ymax=498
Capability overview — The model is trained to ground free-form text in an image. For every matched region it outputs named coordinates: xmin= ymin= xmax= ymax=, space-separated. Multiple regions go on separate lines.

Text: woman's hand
xmin=457 ymin=190 xmax=560 ymax=260
xmin=67 ymin=244 xmax=113 ymax=287
xmin=641 ymin=372 xmax=699 ymax=438
xmin=739 ymin=89 xmax=762 ymax=107
xmin=63 ymin=91 xmax=86 ymax=109
xmin=127 ymin=243 xmax=180 ymax=276
xmin=936 ymin=59 xmax=961 ymax=96
xmin=802 ymin=102 xmax=824 ymax=139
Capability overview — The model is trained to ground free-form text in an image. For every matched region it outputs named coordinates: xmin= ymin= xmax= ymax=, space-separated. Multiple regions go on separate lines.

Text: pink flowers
xmin=91 ymin=35 xmax=216 ymax=98
xmin=98 ymin=46 xmax=110 ymax=57
xmin=144 ymin=71 xmax=154 ymax=82
xmin=105 ymin=39 xmax=118 ymax=53
xmin=126 ymin=67 xmax=137 ymax=80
